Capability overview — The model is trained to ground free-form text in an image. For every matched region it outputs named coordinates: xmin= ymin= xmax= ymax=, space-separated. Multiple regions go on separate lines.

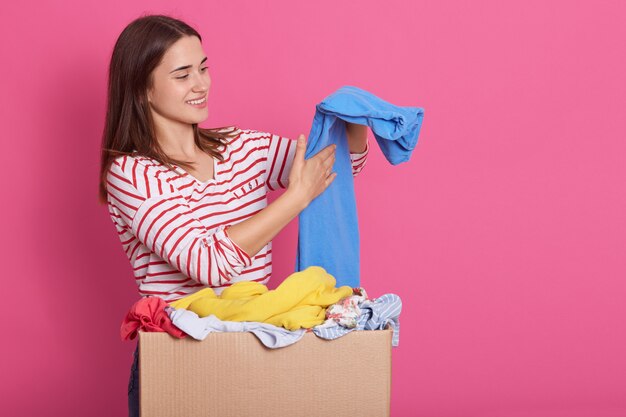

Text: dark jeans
xmin=128 ymin=343 xmax=139 ymax=417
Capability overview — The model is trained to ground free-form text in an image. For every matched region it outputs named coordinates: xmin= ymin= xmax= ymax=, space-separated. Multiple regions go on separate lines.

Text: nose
xmin=192 ymin=71 xmax=210 ymax=93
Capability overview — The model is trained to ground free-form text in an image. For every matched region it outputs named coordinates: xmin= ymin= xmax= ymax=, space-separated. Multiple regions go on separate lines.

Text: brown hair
xmin=98 ymin=14 xmax=238 ymax=204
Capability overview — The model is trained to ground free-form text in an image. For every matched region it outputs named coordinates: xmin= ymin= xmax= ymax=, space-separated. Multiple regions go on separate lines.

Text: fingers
xmin=292 ymin=134 xmax=306 ymax=167
xmin=325 ymin=172 xmax=337 ymax=186
xmin=298 ymin=134 xmax=335 ymax=162
xmin=322 ymin=149 xmax=336 ymax=173
xmin=310 ymin=145 xmax=336 ymax=177
xmin=296 ymin=134 xmax=306 ymax=155
xmin=317 ymin=143 xmax=336 ymax=161
xmin=299 ymin=136 xmax=336 ymax=171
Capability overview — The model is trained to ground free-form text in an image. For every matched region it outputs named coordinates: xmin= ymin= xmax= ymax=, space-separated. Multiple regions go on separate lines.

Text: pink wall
xmin=1 ymin=1 xmax=624 ymax=416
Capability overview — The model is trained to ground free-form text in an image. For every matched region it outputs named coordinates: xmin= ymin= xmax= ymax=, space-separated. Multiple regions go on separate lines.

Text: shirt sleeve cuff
xmin=221 ymin=225 xmax=253 ymax=267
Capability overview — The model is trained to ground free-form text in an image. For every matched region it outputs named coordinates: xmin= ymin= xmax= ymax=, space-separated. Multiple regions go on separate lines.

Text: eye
xmin=201 ymin=66 xmax=209 ymax=72
xmin=176 ymin=74 xmax=189 ymax=80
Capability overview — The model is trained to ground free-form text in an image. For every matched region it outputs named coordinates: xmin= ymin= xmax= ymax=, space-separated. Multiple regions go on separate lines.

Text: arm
xmin=346 ymin=122 xmax=368 ymax=153
xmin=228 ymin=135 xmax=336 ymax=257
xmin=106 ymin=158 xmax=254 ymax=287
xmin=346 ymin=122 xmax=370 ymax=177
xmin=225 ymin=123 xmax=371 ymax=257
xmin=107 ymin=138 xmax=336 ymax=284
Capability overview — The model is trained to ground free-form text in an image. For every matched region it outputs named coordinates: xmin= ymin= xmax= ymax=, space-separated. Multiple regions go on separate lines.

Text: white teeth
xmin=186 ymin=97 xmax=206 ymax=105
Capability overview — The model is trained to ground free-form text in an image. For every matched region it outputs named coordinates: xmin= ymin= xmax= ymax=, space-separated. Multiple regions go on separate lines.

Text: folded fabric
xmin=168 ymin=266 xmax=353 ymax=331
xmin=324 ymin=287 xmax=369 ymax=329
xmin=312 ymin=293 xmax=402 ymax=347
xmin=296 ymin=85 xmax=424 ymax=287
xmin=120 ymin=296 xmax=186 ymax=341
xmin=166 ymin=307 xmax=306 ymax=349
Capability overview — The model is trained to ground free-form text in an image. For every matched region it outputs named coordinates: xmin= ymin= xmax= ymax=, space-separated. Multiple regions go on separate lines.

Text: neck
xmin=152 ymin=113 xmax=198 ymax=158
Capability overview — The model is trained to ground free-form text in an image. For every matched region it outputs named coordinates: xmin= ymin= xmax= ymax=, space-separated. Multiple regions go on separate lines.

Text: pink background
xmin=1 ymin=1 xmax=625 ymax=416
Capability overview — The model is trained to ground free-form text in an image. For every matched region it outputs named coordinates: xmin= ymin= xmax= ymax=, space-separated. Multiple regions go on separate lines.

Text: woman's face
xmin=147 ymin=35 xmax=211 ymax=126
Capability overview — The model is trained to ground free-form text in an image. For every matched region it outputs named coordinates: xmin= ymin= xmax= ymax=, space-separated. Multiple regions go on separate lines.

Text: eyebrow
xmin=170 ymin=57 xmax=208 ymax=73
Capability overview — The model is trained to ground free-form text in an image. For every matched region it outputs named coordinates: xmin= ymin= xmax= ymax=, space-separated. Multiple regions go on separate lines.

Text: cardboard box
xmin=139 ymin=327 xmax=393 ymax=416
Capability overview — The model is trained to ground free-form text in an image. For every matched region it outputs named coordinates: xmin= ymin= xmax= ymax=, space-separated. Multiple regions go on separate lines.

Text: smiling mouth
xmin=186 ymin=97 xmax=207 ymax=105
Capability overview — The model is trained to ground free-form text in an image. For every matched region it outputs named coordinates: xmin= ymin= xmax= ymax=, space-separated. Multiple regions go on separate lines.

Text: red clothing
xmin=120 ymin=296 xmax=186 ymax=341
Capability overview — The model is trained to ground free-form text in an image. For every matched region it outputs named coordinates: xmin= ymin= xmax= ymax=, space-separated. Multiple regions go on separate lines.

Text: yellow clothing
xmin=168 ymin=266 xmax=352 ymax=330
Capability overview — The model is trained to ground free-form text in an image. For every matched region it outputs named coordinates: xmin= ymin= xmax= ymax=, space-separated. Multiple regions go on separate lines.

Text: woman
xmin=98 ymin=14 xmax=369 ymax=416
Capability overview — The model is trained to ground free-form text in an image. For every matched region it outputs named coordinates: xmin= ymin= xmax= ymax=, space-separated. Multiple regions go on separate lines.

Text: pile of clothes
xmin=121 ymin=266 xmax=401 ymax=349
xmin=120 ymin=85 xmax=422 ymax=351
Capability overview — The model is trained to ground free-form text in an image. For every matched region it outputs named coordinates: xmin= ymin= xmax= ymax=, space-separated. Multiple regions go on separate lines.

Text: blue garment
xmin=166 ymin=307 xmax=306 ymax=348
xmin=295 ymin=86 xmax=424 ymax=287
xmin=312 ymin=293 xmax=402 ymax=347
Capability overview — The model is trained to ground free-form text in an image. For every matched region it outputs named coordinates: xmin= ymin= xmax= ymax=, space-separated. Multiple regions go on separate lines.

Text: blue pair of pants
xmin=128 ymin=344 xmax=139 ymax=417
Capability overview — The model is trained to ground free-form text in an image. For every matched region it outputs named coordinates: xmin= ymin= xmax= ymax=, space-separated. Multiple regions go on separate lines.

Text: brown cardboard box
xmin=139 ymin=327 xmax=393 ymax=416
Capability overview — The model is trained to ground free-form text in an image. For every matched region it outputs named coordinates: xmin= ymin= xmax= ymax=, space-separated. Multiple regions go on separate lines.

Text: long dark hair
xmin=98 ymin=14 xmax=238 ymax=204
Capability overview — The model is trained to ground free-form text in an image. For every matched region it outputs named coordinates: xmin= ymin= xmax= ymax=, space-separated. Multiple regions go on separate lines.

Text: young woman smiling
xmin=98 ymin=14 xmax=369 ymax=416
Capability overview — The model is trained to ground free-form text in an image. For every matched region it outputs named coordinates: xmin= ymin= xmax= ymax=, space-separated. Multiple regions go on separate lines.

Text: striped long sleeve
xmin=106 ymin=158 xmax=254 ymax=288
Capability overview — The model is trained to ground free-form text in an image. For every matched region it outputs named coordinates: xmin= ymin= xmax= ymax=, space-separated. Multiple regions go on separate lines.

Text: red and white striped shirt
xmin=106 ymin=128 xmax=369 ymax=302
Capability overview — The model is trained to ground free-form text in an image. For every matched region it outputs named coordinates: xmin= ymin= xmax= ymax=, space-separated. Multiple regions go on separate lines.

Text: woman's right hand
xmin=227 ymin=134 xmax=336 ymax=257
xmin=286 ymin=134 xmax=337 ymax=208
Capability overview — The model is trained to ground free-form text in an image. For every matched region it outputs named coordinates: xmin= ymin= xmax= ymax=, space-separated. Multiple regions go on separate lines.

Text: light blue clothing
xmin=166 ymin=307 xmax=306 ymax=349
xmin=312 ymin=293 xmax=402 ymax=347
xmin=295 ymin=86 xmax=424 ymax=287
